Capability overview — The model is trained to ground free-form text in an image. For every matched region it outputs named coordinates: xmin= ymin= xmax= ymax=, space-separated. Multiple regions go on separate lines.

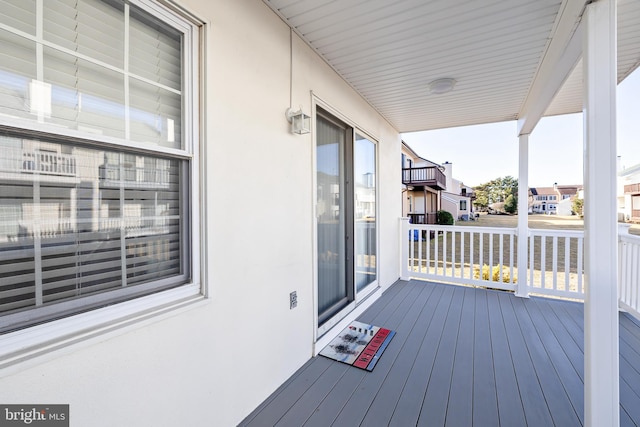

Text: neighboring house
xmin=401 ymin=142 xmax=445 ymax=224
xmin=619 ymin=163 xmax=640 ymax=222
xmin=401 ymin=145 xmax=474 ymax=223
xmin=531 ymin=186 xmax=558 ymax=214
xmin=530 ymin=184 xmax=582 ymax=215
xmin=441 ymin=162 xmax=475 ymax=221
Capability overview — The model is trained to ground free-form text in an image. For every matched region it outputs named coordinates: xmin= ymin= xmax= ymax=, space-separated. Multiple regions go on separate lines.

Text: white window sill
xmin=0 ymin=283 xmax=206 ymax=377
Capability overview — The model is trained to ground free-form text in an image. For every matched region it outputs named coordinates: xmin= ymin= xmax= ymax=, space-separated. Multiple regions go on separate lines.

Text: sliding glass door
xmin=316 ymin=109 xmax=377 ymax=330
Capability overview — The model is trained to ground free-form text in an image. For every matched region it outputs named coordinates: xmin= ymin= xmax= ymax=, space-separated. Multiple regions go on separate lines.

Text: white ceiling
xmin=263 ymin=0 xmax=640 ymax=134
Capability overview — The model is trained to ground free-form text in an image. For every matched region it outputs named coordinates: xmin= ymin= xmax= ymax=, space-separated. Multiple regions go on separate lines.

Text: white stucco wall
xmin=0 ymin=1 xmax=402 ymax=426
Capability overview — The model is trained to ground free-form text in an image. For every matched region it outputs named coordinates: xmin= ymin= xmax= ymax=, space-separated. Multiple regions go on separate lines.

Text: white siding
xmin=0 ymin=1 xmax=402 ymax=426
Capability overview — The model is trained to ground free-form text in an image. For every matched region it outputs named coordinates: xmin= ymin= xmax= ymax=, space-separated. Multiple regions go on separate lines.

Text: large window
xmin=0 ymin=0 xmax=201 ymax=333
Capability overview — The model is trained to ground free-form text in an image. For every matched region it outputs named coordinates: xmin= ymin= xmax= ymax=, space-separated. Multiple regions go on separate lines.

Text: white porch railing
xmin=401 ymin=219 xmax=640 ymax=309
xmin=401 ymin=221 xmax=518 ymax=292
xmin=619 ymin=226 xmax=640 ymax=318
xmin=528 ymin=229 xmax=584 ymax=299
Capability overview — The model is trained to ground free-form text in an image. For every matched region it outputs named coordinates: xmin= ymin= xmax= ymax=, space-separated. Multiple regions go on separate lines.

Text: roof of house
xmin=401 ymin=141 xmax=441 ymax=168
xmin=620 ymin=163 xmax=640 ymax=177
xmin=531 ymin=187 xmax=558 ymax=195
xmin=556 ymin=185 xmax=582 ymax=196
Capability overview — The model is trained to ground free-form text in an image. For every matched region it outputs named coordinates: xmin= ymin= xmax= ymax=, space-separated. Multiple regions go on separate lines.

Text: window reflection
xmin=0 ymin=134 xmax=181 ymax=313
xmin=355 ymin=134 xmax=376 ymax=291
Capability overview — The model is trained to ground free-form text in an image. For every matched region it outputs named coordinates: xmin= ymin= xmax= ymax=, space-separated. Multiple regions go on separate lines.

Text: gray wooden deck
xmin=240 ymin=280 xmax=640 ymax=427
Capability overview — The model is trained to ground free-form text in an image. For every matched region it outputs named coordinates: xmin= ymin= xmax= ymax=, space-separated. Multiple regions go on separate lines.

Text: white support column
xmin=583 ymin=1 xmax=619 ymax=426
xmin=516 ymin=134 xmax=529 ymax=298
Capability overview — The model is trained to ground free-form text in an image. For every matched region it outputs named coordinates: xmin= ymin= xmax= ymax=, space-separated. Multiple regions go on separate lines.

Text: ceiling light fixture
xmin=428 ymin=78 xmax=456 ymax=95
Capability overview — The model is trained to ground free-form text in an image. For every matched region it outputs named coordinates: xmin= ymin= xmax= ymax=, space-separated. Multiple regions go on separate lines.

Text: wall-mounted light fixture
xmin=286 ymin=107 xmax=310 ymax=134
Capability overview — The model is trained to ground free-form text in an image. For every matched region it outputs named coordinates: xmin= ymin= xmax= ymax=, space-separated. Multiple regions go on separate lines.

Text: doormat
xmin=319 ymin=321 xmax=395 ymax=371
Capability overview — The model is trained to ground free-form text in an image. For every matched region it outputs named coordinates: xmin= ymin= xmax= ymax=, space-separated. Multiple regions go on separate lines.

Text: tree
xmin=473 ymin=176 xmax=518 ymax=211
xmin=504 ymin=194 xmax=517 ymax=214
xmin=572 ymin=197 xmax=584 ymax=217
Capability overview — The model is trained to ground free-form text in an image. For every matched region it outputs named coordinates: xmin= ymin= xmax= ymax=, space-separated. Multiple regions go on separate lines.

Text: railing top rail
xmin=402 ymin=166 xmax=437 ymax=171
xmin=407 ymin=223 xmax=517 ymax=234
xmin=620 ymin=233 xmax=640 ymax=244
xmin=529 ymin=228 xmax=584 ymax=238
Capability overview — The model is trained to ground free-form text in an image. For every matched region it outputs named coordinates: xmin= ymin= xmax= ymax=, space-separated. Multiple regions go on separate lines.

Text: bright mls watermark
xmin=0 ymin=405 xmax=68 ymax=426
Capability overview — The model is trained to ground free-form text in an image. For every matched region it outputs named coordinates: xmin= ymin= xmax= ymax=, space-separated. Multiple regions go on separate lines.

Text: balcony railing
xmin=407 ymin=212 xmax=437 ymax=225
xmin=401 ymin=220 xmax=640 ymax=310
xmin=624 ymin=183 xmax=640 ymax=194
xmin=0 ymin=148 xmax=77 ymax=177
xmin=402 ymin=166 xmax=446 ymax=190
xmin=101 ymin=165 xmax=171 ymax=188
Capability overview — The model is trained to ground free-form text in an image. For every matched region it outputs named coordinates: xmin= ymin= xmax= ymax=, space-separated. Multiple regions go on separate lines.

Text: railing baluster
xmin=540 ymin=236 xmax=546 ymax=289
xmin=426 ymin=227 xmax=431 ymax=275
xmin=565 ymin=237 xmax=570 ymax=292
xmin=489 ymin=233 xmax=494 ymax=279
xmin=500 ymin=233 xmax=505 ymax=283
xmin=509 ymin=233 xmax=514 ymax=284
xmin=452 ymin=230 xmax=457 ymax=278
xmin=410 ymin=226 xmax=415 ymax=274
xmin=552 ymin=236 xmax=558 ymax=291
xmin=435 ymin=229 xmax=440 ymax=276
xmin=417 ymin=228 xmax=423 ymax=274
xmin=469 ymin=231 xmax=474 ymax=280
xmin=631 ymin=243 xmax=638 ymax=312
xmin=577 ymin=237 xmax=583 ymax=294
xmin=529 ymin=234 xmax=534 ymax=289
xmin=461 ymin=231 xmax=465 ymax=279
xmin=479 ymin=233 xmax=484 ymax=276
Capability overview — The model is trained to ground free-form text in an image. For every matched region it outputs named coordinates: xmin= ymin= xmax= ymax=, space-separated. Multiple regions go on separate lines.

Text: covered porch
xmin=262 ymin=0 xmax=640 ymax=424
xmin=241 ymin=279 xmax=640 ymax=426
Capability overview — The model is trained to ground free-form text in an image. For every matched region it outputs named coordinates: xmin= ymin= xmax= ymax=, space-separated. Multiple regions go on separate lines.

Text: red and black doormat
xmin=319 ymin=321 xmax=395 ymax=371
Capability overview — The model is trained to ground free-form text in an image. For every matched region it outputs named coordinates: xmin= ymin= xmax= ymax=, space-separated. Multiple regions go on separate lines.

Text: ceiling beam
xmin=517 ymin=0 xmax=587 ymax=136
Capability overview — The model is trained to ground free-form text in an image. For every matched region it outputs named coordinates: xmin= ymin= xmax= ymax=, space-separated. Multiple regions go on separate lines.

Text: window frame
xmin=0 ymin=0 xmax=206 ymax=369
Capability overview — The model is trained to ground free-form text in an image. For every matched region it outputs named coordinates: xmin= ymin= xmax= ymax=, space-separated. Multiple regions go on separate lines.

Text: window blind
xmin=0 ymin=0 xmax=36 ymax=35
xmin=0 ymin=0 xmax=191 ymax=333
xmin=0 ymin=136 xmax=183 ymax=322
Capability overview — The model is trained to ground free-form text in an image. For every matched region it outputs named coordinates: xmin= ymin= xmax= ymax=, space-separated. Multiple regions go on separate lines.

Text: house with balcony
xmin=401 ymin=145 xmax=474 ymax=223
xmin=0 ymin=1 xmax=639 ymax=427
xmin=401 ymin=142 xmax=446 ymax=225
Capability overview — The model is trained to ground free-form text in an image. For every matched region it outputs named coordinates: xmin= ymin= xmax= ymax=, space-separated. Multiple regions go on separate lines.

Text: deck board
xmin=487 ymin=291 xmax=527 ymax=427
xmin=387 ymin=284 xmax=446 ymax=426
xmin=443 ymin=288 xmax=475 ymax=427
xmin=471 ymin=290 xmax=500 ymax=427
xmin=240 ymin=280 xmax=640 ymax=427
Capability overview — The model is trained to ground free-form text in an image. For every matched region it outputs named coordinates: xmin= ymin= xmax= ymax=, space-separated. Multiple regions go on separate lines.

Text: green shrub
xmin=436 ymin=210 xmax=454 ymax=225
xmin=504 ymin=194 xmax=517 ymax=214
xmin=473 ymin=264 xmax=517 ymax=283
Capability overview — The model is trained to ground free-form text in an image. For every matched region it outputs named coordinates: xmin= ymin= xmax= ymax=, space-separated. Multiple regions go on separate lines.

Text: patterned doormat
xmin=319 ymin=321 xmax=396 ymax=371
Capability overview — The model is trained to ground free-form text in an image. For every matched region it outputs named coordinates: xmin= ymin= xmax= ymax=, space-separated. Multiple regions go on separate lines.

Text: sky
xmin=401 ymin=68 xmax=640 ymax=188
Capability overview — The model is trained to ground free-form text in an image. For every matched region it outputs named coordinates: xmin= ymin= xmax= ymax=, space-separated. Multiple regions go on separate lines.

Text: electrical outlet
xmin=290 ymin=291 xmax=297 ymax=309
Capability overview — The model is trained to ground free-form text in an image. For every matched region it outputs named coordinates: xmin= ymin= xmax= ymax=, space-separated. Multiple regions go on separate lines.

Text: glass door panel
xmin=316 ymin=114 xmax=350 ymax=324
xmin=355 ymin=134 xmax=376 ymax=292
